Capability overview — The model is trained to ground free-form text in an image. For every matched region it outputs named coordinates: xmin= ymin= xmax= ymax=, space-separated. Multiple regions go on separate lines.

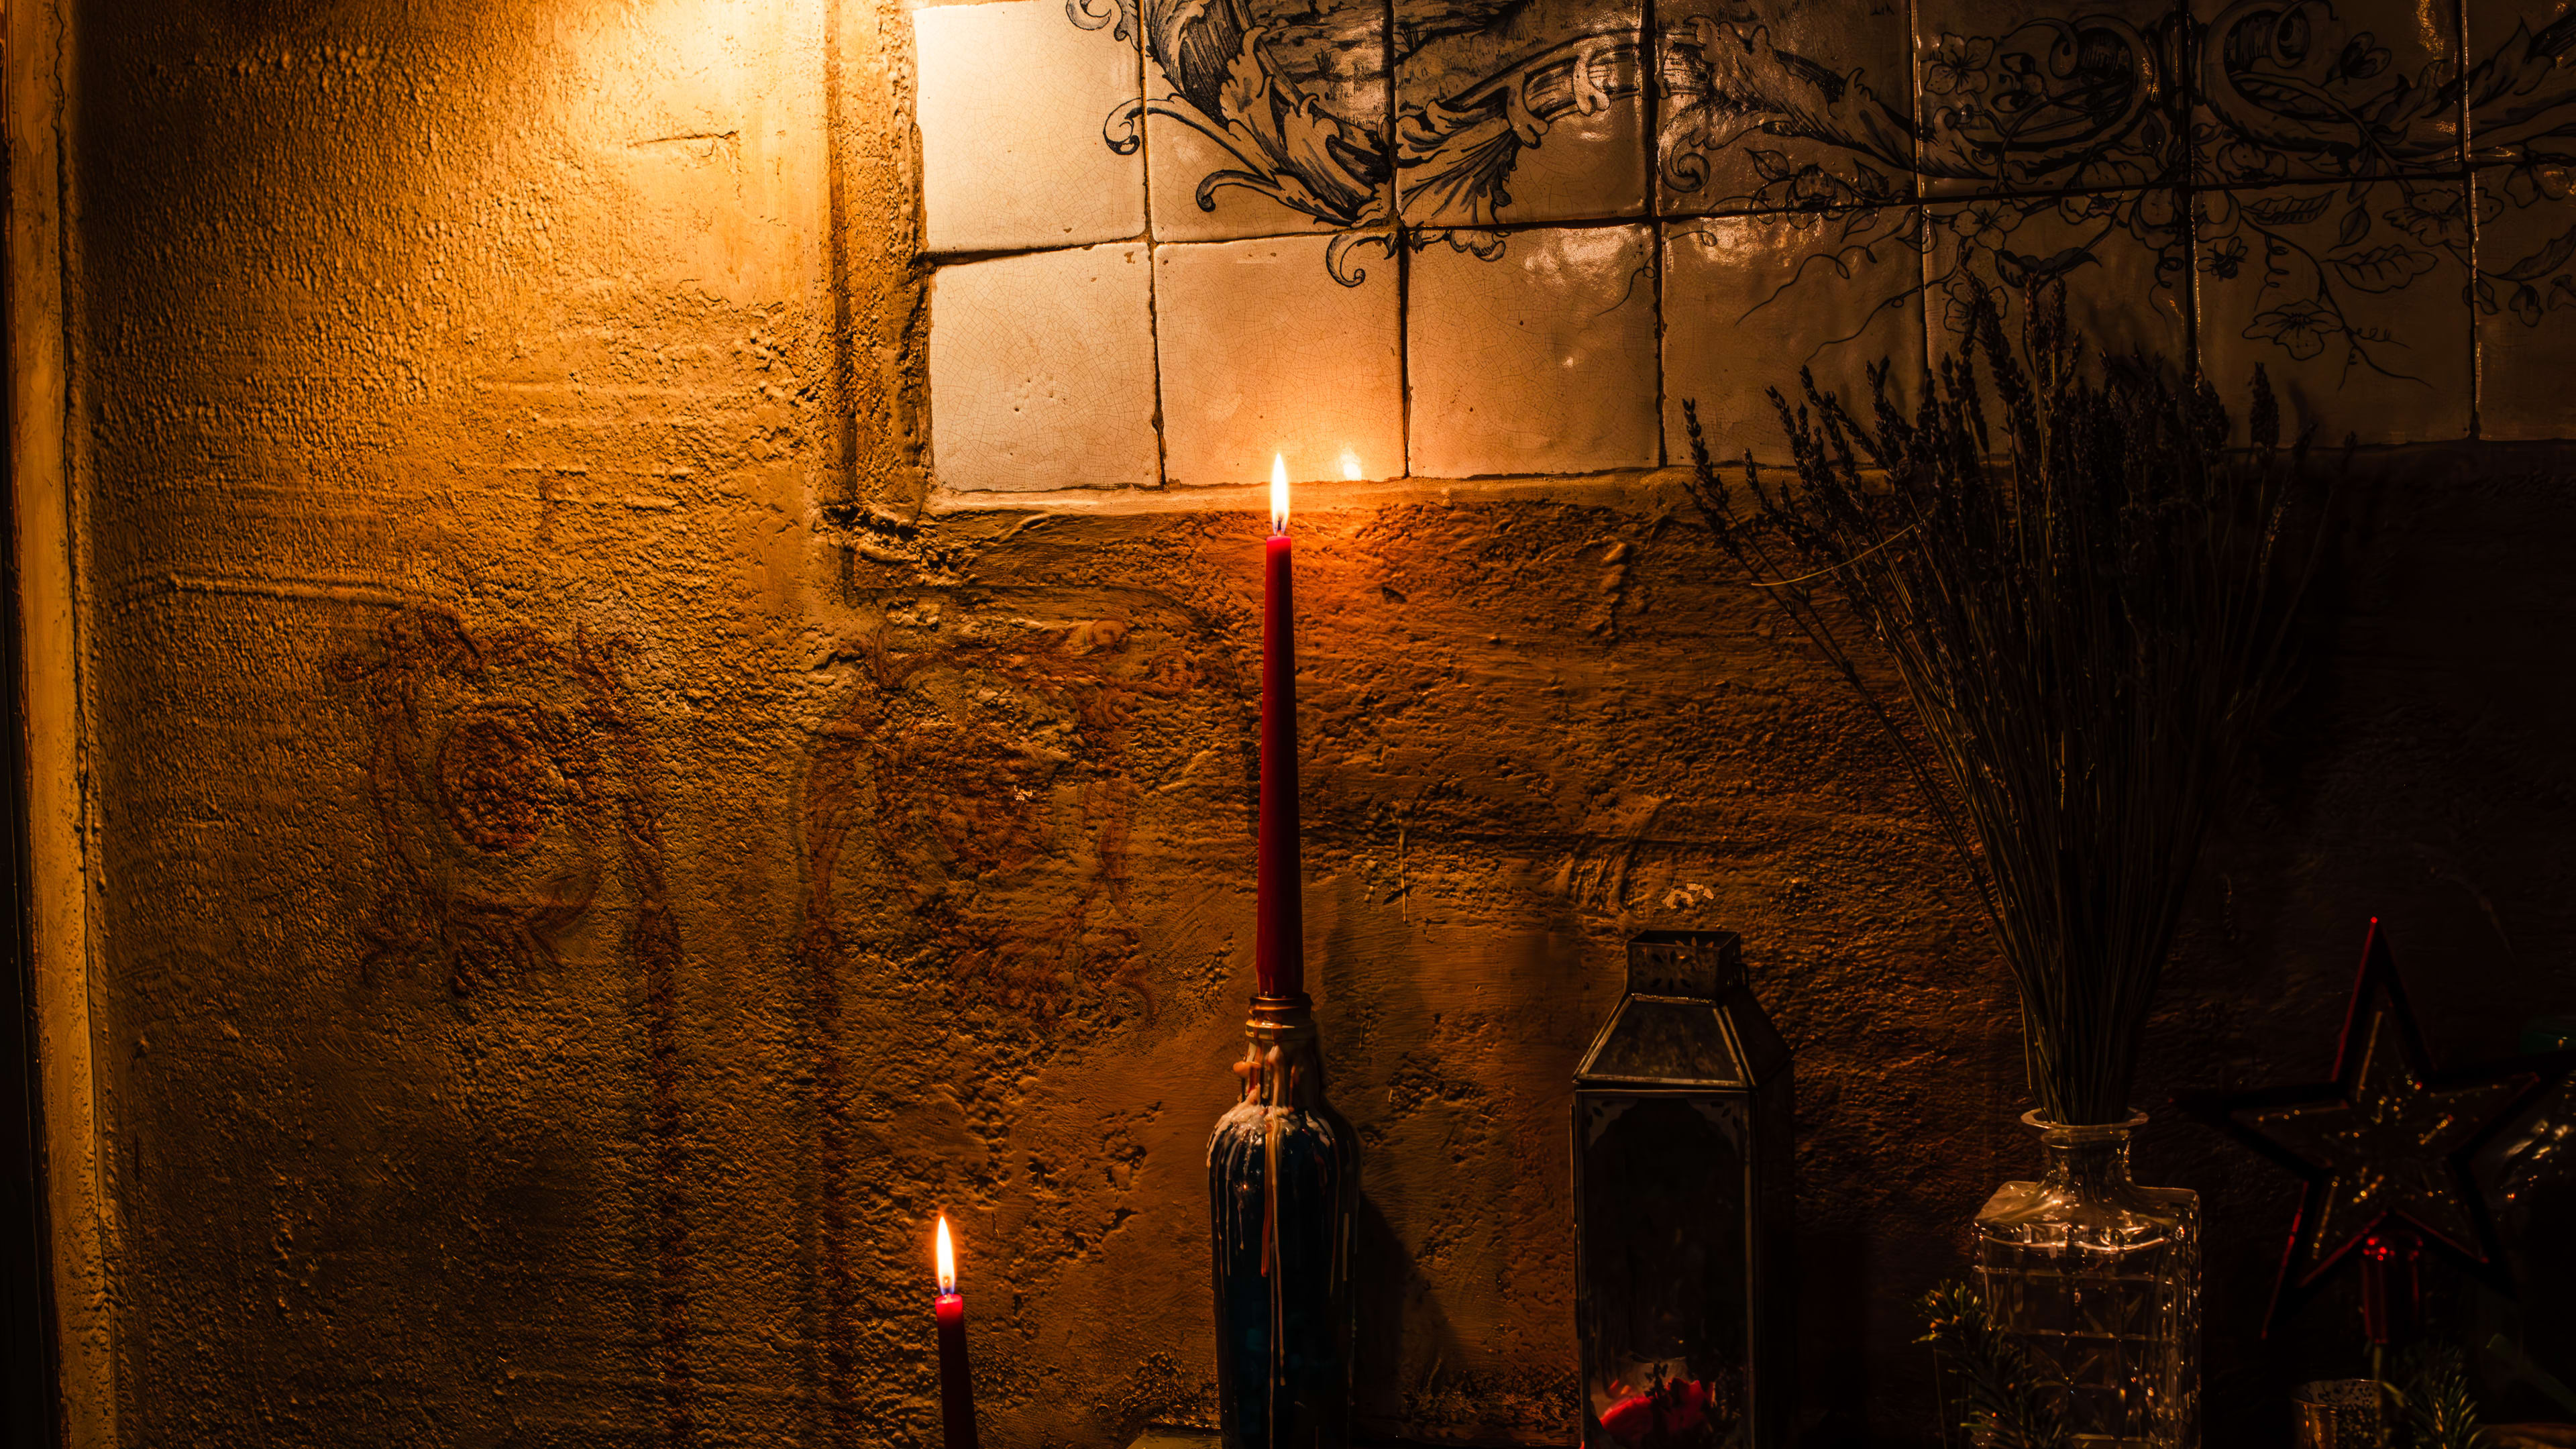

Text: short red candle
xmin=934 ymin=1216 xmax=978 ymax=1449
xmin=1256 ymin=455 xmax=1303 ymax=1000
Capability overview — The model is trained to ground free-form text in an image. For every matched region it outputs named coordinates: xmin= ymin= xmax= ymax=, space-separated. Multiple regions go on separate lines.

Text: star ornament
xmin=2184 ymin=919 xmax=2542 ymax=1332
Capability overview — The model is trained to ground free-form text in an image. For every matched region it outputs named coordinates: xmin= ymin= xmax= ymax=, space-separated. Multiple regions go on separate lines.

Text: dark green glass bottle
xmin=1209 ymin=992 xmax=1357 ymax=1449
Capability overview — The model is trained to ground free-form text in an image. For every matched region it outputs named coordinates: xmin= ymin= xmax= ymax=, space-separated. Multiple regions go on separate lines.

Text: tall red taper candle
xmin=1256 ymin=453 xmax=1303 ymax=999
xmin=934 ymin=1216 xmax=979 ymax=1449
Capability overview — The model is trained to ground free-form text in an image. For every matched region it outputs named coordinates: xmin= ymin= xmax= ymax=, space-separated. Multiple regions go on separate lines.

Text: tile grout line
xmin=1389 ymin=0 xmax=1411 ymax=481
xmin=1652 ymin=229 xmax=1670 ymax=472
xmin=1643 ymin=0 xmax=1667 ymax=468
xmin=1137 ymin=23 xmax=1172 ymax=491
xmin=2468 ymin=170 xmax=2485 ymax=444
xmin=1146 ymin=247 xmax=1171 ymax=492
xmin=2461 ymin=0 xmax=2484 ymax=443
xmin=1909 ymin=0 xmax=1934 ymax=380
xmin=833 ymin=0 xmax=866 ymax=606
xmin=929 ymin=177 xmax=2447 ymax=273
xmin=2176 ymin=0 xmax=2202 ymax=389
xmin=1397 ymin=235 xmax=1415 ymax=483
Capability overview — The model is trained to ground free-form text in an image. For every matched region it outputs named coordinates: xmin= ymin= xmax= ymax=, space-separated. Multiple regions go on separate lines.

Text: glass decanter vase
xmin=1973 ymin=1112 xmax=2200 ymax=1449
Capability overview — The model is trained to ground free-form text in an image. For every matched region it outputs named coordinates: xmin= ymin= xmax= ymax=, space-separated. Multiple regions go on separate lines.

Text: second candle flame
xmin=1271 ymin=453 xmax=1289 ymax=534
xmin=935 ymin=1214 xmax=957 ymax=1296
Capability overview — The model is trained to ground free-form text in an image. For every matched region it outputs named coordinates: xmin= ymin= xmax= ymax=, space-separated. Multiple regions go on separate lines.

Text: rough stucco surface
xmin=54 ymin=1 xmax=2576 ymax=1446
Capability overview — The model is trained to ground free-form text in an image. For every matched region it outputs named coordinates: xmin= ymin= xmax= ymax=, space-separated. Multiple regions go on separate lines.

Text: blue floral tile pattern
xmin=2464 ymin=0 xmax=2576 ymax=168
xmin=1396 ymin=0 xmax=1652 ymax=227
xmin=2471 ymin=168 xmax=2576 ymax=437
xmin=1656 ymin=0 xmax=1916 ymax=217
xmin=1925 ymin=189 xmax=2190 ymax=370
xmin=1912 ymin=0 xmax=2186 ymax=197
xmin=1662 ymin=210 xmax=1928 ymax=463
xmin=2197 ymin=180 xmax=2473 ymax=442
xmin=903 ymin=0 xmax=2576 ymax=491
xmin=2192 ymin=0 xmax=2463 ymax=186
xmin=1121 ymin=0 xmax=1393 ymax=239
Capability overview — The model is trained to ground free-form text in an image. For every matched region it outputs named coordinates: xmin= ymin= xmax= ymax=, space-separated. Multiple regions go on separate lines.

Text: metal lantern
xmin=1573 ymin=929 xmax=1793 ymax=1449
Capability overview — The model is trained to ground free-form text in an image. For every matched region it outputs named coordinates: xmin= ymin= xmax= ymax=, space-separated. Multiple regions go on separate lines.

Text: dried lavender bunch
xmin=1681 ymin=287 xmax=2324 ymax=1124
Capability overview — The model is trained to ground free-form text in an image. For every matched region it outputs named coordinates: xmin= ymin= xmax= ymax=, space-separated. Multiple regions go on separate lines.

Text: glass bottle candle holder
xmin=1210 ymin=993 xmax=1358 ymax=1449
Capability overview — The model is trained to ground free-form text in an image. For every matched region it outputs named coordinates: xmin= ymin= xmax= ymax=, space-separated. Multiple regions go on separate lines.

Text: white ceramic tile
xmin=1662 ymin=211 xmax=1926 ymax=466
xmin=1155 ymin=233 xmax=1403 ymax=486
xmin=1396 ymin=0 xmax=1648 ymax=226
xmin=915 ymin=1 xmax=1144 ymax=254
xmin=928 ymin=244 xmax=1160 ymax=490
xmin=1142 ymin=7 xmax=1391 ymax=241
xmin=1406 ymin=225 xmax=1658 ymax=477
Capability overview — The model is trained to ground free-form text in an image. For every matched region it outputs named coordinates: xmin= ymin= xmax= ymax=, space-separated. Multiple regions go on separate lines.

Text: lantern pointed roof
xmin=1574 ymin=930 xmax=1790 ymax=1089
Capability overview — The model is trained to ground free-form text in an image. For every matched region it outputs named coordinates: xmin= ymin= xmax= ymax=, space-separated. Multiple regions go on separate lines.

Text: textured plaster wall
xmin=40 ymin=1 xmax=2576 ymax=1448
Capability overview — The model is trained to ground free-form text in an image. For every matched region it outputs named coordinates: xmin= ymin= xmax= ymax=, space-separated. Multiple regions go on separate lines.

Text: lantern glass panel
xmin=1578 ymin=1093 xmax=1750 ymax=1434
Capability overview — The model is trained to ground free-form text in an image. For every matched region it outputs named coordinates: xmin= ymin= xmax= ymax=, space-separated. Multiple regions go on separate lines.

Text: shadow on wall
xmin=333 ymin=607 xmax=698 ymax=1438
xmin=1354 ymin=1192 xmax=1464 ymax=1436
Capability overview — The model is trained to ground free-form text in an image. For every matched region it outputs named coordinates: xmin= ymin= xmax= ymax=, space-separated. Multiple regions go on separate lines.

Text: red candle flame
xmin=931 ymin=1213 xmax=977 ymax=1449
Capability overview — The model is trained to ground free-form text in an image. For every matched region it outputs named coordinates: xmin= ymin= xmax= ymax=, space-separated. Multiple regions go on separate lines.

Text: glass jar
xmin=1973 ymin=1112 xmax=2200 ymax=1449
xmin=2292 ymin=1380 xmax=2385 ymax=1449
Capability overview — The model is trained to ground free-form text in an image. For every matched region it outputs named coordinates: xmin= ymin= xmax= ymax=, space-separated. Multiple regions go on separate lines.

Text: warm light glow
xmin=1271 ymin=453 xmax=1289 ymax=533
xmin=935 ymin=1214 xmax=957 ymax=1295
xmin=1340 ymin=450 xmax=1362 ymax=481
